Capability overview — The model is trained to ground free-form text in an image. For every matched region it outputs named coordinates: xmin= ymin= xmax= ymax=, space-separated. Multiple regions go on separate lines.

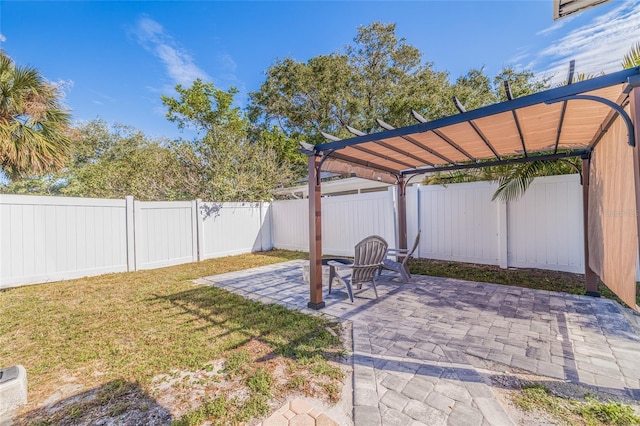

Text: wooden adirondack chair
xmin=328 ymin=235 xmax=388 ymax=303
xmin=381 ymin=231 xmax=421 ymax=282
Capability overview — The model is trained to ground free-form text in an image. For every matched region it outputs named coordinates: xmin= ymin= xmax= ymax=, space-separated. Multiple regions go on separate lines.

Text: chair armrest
xmin=387 ymin=248 xmax=410 ymax=254
xmin=352 ymin=263 xmax=383 ymax=269
xmin=327 ymin=261 xmax=351 ymax=269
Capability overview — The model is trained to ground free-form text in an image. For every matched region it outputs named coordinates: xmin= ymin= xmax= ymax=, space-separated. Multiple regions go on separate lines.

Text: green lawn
xmin=0 ymin=250 xmax=344 ymax=425
xmin=2 ymin=249 xmax=637 ymax=425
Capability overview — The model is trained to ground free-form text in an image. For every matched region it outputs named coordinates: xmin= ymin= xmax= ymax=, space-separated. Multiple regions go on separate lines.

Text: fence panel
xmin=417 ymin=181 xmax=501 ymax=265
xmin=322 ymin=191 xmax=395 ymax=256
xmin=272 ymin=191 xmax=395 ymax=256
xmin=200 ymin=202 xmax=271 ymax=259
xmin=0 ymin=195 xmax=128 ymax=288
xmin=134 ymin=201 xmax=195 ymax=270
xmin=507 ymin=174 xmax=584 ymax=273
xmin=271 ymin=199 xmax=308 ymax=252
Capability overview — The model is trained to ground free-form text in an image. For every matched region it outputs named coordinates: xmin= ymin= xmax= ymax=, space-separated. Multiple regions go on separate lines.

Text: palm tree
xmin=0 ymin=50 xmax=71 ymax=179
xmin=621 ymin=42 xmax=640 ymax=69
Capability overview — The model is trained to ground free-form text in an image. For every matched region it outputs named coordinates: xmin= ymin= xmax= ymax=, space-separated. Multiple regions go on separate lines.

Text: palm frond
xmin=0 ymin=50 xmax=71 ymax=178
xmin=491 ymin=158 xmax=581 ymax=202
xmin=622 ymin=42 xmax=640 ymax=69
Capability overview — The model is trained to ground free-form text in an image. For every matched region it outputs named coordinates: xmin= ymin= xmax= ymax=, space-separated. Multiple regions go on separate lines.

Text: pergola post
xmin=581 ymin=153 xmax=599 ymax=296
xmin=397 ymin=177 xmax=407 ymax=250
xmin=630 ymin=85 xmax=640 ymax=306
xmin=307 ymin=154 xmax=325 ymax=310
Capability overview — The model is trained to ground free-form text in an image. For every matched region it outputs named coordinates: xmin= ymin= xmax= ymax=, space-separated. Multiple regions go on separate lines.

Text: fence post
xmin=415 ymin=184 xmax=421 ymax=259
xmin=259 ymin=202 xmax=272 ymax=251
xmin=498 ymin=199 xmax=508 ymax=269
xmin=125 ymin=196 xmax=135 ymax=271
xmin=133 ymin=199 xmax=142 ymax=271
xmin=388 ymin=186 xmax=399 ymax=249
xmin=194 ymin=199 xmax=203 ymax=262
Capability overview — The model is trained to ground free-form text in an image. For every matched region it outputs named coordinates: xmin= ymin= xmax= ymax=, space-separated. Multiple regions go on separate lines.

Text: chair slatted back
xmin=353 ymin=235 xmax=388 ymax=285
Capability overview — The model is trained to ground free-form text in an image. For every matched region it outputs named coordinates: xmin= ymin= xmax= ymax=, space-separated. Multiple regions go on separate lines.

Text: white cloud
xmin=133 ymin=16 xmax=209 ymax=86
xmin=218 ymin=54 xmax=237 ymax=73
xmin=509 ymin=47 xmax=532 ymax=67
xmin=536 ymin=15 xmax=576 ymax=37
xmin=89 ymin=90 xmax=116 ymax=104
xmin=0 ymin=34 xmax=6 ymax=43
xmin=532 ymin=0 xmax=640 ymax=84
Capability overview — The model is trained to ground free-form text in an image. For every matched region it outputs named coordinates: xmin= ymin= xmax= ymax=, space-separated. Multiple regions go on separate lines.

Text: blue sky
xmin=2 ymin=0 xmax=639 ymax=140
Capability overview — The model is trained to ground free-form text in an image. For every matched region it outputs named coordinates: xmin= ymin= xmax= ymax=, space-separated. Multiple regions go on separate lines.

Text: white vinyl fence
xmin=0 ymin=195 xmax=129 ymax=287
xmin=271 ymin=191 xmax=396 ymax=256
xmin=0 ymin=195 xmax=271 ymax=288
xmin=274 ymin=174 xmax=588 ymax=274
xmin=2 ymin=174 xmax=619 ymax=288
xmin=407 ymin=174 xmax=585 ymax=273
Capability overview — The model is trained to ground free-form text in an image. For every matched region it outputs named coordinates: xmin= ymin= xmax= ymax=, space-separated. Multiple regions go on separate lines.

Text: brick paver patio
xmin=196 ymin=260 xmax=640 ymax=425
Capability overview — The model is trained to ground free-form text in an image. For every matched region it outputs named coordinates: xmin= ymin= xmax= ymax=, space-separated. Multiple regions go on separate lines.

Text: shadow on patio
xmin=197 ymin=259 xmax=640 ymax=404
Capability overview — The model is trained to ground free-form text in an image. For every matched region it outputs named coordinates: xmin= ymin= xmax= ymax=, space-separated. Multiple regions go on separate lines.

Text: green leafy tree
xmin=493 ymin=67 xmax=550 ymax=101
xmin=249 ymin=54 xmax=354 ymax=140
xmin=162 ymin=80 xmax=294 ymax=201
xmin=62 ymin=121 xmax=186 ymax=200
xmin=451 ymin=67 xmax=496 ymax=111
xmin=257 ymin=125 xmax=306 ymax=176
xmin=2 ymin=120 xmax=187 ymax=200
xmin=249 ymin=22 xmax=451 ymax=142
xmin=0 ymin=50 xmax=72 ymax=179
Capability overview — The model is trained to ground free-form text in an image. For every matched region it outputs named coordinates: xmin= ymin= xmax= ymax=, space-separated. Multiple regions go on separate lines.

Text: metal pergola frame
xmin=302 ymin=66 xmax=640 ymax=310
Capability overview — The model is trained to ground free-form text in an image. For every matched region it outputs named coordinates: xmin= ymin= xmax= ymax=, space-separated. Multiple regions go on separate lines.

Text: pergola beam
xmin=321 ymin=131 xmax=417 ymax=170
xmin=468 ymin=120 xmax=501 ymax=159
xmin=432 ymin=129 xmax=476 ymax=161
xmin=504 ymin=81 xmax=529 ymax=157
xmin=322 ymin=157 xmax=398 ymax=184
xmin=504 ymin=81 xmax=514 ymax=101
xmin=454 ymin=97 xmax=501 ymax=160
xmin=329 ymin=151 xmax=400 ymax=175
xmin=554 ymin=101 xmax=569 ymax=154
xmin=521 ymin=56 xmax=575 ymax=156
xmin=588 ymin=90 xmax=631 ymax=150
xmin=402 ymin=150 xmax=588 ymax=177
xmin=347 ymin=125 xmax=435 ymax=167
xmin=417 ymin=108 xmax=477 ymax=162
xmin=379 ymin=117 xmax=456 ymax=164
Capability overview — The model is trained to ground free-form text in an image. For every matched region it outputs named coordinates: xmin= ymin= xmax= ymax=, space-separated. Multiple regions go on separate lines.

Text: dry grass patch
xmin=0 ymin=250 xmax=345 ymax=425
xmin=514 ymin=383 xmax=640 ymax=425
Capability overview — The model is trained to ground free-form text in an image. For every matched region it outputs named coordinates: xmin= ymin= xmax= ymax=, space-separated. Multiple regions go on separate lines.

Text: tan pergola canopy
xmin=304 ymin=66 xmax=640 ymax=311
xmin=313 ymin=70 xmax=638 ymax=180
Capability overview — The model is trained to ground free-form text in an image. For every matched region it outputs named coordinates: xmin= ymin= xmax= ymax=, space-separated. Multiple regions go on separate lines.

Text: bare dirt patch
xmin=13 ymin=335 xmax=348 ymax=425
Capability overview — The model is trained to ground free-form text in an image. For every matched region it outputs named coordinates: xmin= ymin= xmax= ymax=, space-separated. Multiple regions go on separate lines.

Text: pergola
xmin=302 ymin=65 xmax=640 ymax=310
